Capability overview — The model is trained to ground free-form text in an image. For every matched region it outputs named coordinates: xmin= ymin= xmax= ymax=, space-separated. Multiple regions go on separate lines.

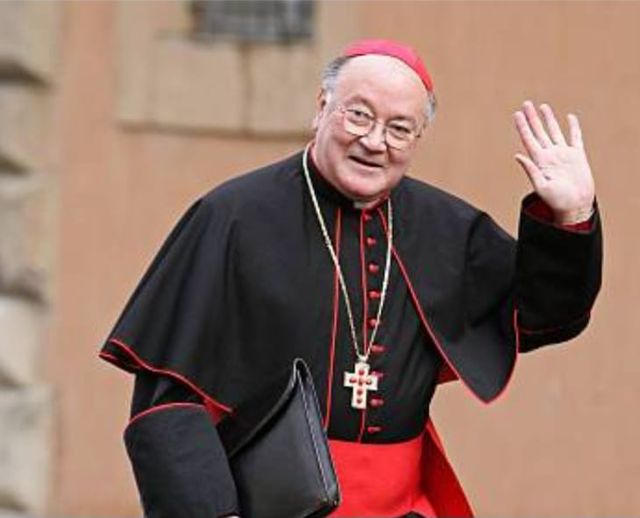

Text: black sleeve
xmin=125 ymin=373 xmax=240 ymax=518
xmin=515 ymin=194 xmax=603 ymax=352
xmin=130 ymin=371 xmax=201 ymax=417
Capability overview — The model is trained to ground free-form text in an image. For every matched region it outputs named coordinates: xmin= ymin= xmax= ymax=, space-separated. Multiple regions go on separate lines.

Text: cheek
xmin=317 ymin=125 xmax=349 ymax=157
xmin=332 ymin=129 xmax=354 ymax=149
xmin=327 ymin=138 xmax=357 ymax=169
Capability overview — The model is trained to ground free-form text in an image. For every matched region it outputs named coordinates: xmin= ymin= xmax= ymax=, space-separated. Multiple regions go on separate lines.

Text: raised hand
xmin=513 ymin=101 xmax=595 ymax=224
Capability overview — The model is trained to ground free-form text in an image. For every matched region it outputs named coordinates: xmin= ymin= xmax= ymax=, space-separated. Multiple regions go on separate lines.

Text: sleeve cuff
xmin=125 ymin=403 xmax=239 ymax=517
xmin=522 ymin=193 xmax=596 ymax=233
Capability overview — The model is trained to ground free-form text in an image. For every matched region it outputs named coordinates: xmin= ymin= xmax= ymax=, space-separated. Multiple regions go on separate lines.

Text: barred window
xmin=191 ymin=0 xmax=314 ymax=43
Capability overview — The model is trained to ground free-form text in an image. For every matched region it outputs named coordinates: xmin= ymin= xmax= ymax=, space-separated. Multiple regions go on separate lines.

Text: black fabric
xmin=103 ymin=149 xmax=602 ymax=517
xmin=131 ymin=371 xmax=200 ymax=418
xmin=103 ymin=150 xmax=601 ymax=425
xmin=515 ymin=194 xmax=602 ymax=351
xmin=217 ymin=359 xmax=339 ymax=518
xmin=124 ymin=404 xmax=239 ymax=518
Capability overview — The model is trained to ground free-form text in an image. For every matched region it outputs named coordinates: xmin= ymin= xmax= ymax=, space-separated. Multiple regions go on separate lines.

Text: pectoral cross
xmin=344 ymin=361 xmax=378 ymax=410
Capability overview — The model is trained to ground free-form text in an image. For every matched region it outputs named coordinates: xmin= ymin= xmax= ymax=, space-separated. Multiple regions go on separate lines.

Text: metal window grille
xmin=191 ymin=0 xmax=314 ymax=43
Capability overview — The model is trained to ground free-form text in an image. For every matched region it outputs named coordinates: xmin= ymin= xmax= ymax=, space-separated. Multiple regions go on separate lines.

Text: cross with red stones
xmin=343 ymin=361 xmax=378 ymax=410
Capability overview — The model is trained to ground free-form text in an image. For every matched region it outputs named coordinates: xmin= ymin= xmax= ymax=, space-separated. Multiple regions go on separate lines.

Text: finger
xmin=568 ymin=113 xmax=584 ymax=149
xmin=514 ymin=110 xmax=543 ymax=159
xmin=522 ymin=100 xmax=553 ymax=148
xmin=539 ymin=103 xmax=567 ymax=146
xmin=515 ymin=153 xmax=546 ymax=191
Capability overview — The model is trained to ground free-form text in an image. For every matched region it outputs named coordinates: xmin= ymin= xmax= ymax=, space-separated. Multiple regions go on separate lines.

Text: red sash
xmin=329 ymin=420 xmax=473 ymax=517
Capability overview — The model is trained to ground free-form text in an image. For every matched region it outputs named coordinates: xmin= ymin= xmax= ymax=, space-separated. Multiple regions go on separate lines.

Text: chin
xmin=339 ymin=172 xmax=386 ymax=201
xmin=341 ymin=181 xmax=386 ymax=204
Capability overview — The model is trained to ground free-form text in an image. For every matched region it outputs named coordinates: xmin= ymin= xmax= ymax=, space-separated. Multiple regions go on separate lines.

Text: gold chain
xmin=302 ymin=143 xmax=393 ymax=363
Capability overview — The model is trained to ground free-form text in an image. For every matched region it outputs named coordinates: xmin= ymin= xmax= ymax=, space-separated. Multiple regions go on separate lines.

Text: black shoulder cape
xmin=100 ymin=150 xmax=602 ymax=411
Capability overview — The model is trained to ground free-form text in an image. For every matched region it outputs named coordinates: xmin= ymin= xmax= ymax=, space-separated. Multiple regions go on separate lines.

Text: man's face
xmin=311 ymin=55 xmax=429 ymax=206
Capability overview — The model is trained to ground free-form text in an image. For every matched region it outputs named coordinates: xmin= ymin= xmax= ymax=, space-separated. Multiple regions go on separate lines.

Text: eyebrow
xmin=347 ymin=97 xmax=419 ymax=125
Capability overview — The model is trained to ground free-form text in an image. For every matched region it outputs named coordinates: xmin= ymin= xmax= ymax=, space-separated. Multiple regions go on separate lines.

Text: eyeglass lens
xmin=342 ymin=108 xmax=416 ymax=150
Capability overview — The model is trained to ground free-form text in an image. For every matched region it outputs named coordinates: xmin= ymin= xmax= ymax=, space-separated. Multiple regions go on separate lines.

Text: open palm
xmin=514 ymin=101 xmax=595 ymax=224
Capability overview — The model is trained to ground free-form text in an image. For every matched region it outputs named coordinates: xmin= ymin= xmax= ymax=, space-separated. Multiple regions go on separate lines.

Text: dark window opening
xmin=190 ymin=0 xmax=314 ymax=44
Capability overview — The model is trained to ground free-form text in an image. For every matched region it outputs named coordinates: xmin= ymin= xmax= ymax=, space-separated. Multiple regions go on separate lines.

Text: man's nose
xmin=359 ymin=122 xmax=387 ymax=152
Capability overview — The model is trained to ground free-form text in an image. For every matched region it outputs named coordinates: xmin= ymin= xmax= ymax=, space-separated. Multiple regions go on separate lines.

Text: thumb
xmin=515 ymin=153 xmax=545 ymax=191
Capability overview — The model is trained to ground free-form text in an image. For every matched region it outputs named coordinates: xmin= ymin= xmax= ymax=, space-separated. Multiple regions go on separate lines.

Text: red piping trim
xmin=103 ymin=338 xmax=233 ymax=416
xmin=127 ymin=402 xmax=204 ymax=429
xmin=99 ymin=351 xmax=121 ymax=364
xmin=359 ymin=210 xmax=370 ymax=350
xmin=518 ymin=309 xmax=591 ymax=335
xmin=375 ymin=207 xmax=519 ymax=405
xmin=357 ymin=210 xmax=370 ymax=442
xmin=437 ymin=363 xmax=458 ymax=384
xmin=324 ymin=207 xmax=342 ymax=429
xmin=99 ymin=349 xmax=142 ymax=372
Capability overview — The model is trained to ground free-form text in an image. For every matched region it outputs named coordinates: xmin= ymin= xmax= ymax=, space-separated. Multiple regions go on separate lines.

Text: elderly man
xmin=101 ymin=40 xmax=602 ymax=517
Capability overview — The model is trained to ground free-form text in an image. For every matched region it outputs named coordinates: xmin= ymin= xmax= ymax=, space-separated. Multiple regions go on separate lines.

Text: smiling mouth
xmin=349 ymin=156 xmax=384 ymax=169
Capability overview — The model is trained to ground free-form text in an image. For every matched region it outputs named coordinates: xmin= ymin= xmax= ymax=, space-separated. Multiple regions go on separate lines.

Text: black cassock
xmin=100 ymin=150 xmax=602 ymax=517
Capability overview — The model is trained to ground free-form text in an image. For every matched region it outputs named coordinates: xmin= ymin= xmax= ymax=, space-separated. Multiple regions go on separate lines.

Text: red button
xmin=370 ymin=398 xmax=384 ymax=408
xmin=363 ymin=212 xmax=372 ymax=222
xmin=370 ymin=344 xmax=385 ymax=354
xmin=366 ymin=236 xmax=376 ymax=247
xmin=368 ymin=263 xmax=380 ymax=274
xmin=367 ymin=426 xmax=382 ymax=434
xmin=368 ymin=318 xmax=379 ymax=329
xmin=368 ymin=290 xmax=381 ymax=300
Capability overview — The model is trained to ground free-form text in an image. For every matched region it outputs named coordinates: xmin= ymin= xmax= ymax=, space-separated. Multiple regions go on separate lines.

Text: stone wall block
xmin=116 ymin=1 xmax=158 ymax=124
xmin=151 ymin=38 xmax=246 ymax=131
xmin=116 ymin=1 xmax=192 ymax=124
xmin=115 ymin=1 xmax=362 ymax=135
xmin=247 ymin=45 xmax=317 ymax=135
xmin=0 ymin=175 xmax=53 ymax=299
xmin=0 ymin=386 xmax=52 ymax=514
xmin=0 ymin=86 xmax=48 ymax=172
xmin=0 ymin=1 xmax=61 ymax=81
xmin=0 ymin=297 xmax=43 ymax=386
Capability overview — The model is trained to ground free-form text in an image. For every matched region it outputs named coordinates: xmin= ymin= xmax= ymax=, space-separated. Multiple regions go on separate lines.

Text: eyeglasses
xmin=337 ymin=105 xmax=422 ymax=150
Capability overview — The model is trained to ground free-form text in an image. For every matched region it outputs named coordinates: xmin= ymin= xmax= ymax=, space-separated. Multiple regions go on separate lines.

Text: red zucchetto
xmin=342 ymin=39 xmax=434 ymax=92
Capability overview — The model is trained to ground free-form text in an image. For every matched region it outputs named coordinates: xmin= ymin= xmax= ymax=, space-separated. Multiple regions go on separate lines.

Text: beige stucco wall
xmin=44 ymin=1 xmax=638 ymax=516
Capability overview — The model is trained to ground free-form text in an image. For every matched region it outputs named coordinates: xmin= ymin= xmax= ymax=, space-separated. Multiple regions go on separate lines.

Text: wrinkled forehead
xmin=339 ymin=54 xmax=427 ymax=87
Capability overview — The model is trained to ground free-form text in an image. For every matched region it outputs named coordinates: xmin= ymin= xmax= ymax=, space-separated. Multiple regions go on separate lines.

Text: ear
xmin=311 ymin=88 xmax=329 ymax=132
